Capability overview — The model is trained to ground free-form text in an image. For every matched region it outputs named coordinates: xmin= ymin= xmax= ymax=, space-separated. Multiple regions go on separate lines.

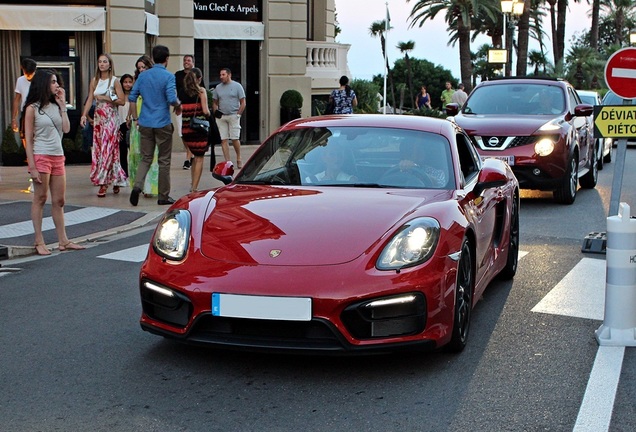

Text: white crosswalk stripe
xmin=0 ymin=207 xmax=121 ymax=239
xmin=97 ymin=244 xmax=149 ymax=262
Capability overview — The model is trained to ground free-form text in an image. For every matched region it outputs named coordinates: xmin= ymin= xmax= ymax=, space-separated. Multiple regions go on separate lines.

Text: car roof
xmin=475 ymin=77 xmax=571 ymax=89
xmin=279 ymin=114 xmax=460 ymax=137
xmin=576 ymin=90 xmax=599 ymax=96
xmin=602 ymin=90 xmax=635 ymax=105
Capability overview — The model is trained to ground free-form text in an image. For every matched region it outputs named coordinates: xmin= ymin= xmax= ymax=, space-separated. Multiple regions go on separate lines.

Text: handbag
xmin=189 ymin=94 xmax=210 ymax=134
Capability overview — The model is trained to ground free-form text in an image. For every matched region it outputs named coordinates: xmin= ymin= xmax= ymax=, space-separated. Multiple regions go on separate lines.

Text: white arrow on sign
xmin=611 ymin=68 xmax=636 ymax=79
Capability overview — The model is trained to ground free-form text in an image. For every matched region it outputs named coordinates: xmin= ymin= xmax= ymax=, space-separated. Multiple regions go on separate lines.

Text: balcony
xmin=306 ymin=41 xmax=351 ymax=95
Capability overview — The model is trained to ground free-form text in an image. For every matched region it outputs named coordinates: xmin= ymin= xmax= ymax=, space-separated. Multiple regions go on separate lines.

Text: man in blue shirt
xmin=128 ymin=45 xmax=182 ymax=206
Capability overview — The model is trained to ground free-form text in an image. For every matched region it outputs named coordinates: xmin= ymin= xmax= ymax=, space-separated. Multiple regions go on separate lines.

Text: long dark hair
xmin=339 ymin=75 xmax=352 ymax=97
xmin=183 ymin=68 xmax=203 ymax=98
xmin=23 ymin=69 xmax=63 ymax=113
xmin=134 ymin=55 xmax=153 ymax=79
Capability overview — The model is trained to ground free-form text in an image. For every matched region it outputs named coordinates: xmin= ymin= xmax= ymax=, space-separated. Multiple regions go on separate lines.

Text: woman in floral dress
xmin=80 ymin=53 xmax=127 ymax=197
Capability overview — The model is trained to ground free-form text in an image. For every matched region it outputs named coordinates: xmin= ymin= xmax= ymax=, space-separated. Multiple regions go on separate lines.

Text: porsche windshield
xmin=235 ymin=126 xmax=453 ymax=189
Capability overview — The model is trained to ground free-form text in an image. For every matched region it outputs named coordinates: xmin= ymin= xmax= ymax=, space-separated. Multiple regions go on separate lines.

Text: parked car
xmin=601 ymin=90 xmax=636 ymax=146
xmin=446 ymin=77 xmax=597 ymax=204
xmin=139 ymin=114 xmax=520 ymax=354
xmin=577 ymin=89 xmax=612 ymax=169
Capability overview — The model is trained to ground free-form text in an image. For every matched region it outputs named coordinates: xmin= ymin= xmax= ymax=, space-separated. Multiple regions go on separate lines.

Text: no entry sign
xmin=605 ymin=48 xmax=636 ymax=100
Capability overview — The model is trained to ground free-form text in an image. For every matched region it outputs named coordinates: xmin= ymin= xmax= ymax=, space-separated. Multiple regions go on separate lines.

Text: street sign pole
xmin=582 ymin=48 xmax=636 ymax=253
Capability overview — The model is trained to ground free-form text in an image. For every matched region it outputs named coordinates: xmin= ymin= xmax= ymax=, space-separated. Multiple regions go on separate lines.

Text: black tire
xmin=580 ymin=145 xmax=598 ymax=189
xmin=498 ymin=192 xmax=519 ymax=280
xmin=446 ymin=238 xmax=474 ymax=352
xmin=553 ymin=155 xmax=578 ymax=204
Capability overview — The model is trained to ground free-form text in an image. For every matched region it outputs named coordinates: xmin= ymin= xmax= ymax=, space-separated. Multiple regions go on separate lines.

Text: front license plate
xmin=212 ymin=293 xmax=312 ymax=321
xmin=481 ymin=155 xmax=515 ymax=166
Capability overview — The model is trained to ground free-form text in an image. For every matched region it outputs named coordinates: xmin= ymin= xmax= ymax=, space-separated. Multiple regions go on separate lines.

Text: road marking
xmin=98 ymin=244 xmax=148 ymax=262
xmin=0 ymin=207 xmax=120 ymax=239
xmin=531 ymin=257 xmax=605 ymax=320
xmin=573 ymin=346 xmax=625 ymax=432
xmin=611 ymin=68 xmax=636 ymax=79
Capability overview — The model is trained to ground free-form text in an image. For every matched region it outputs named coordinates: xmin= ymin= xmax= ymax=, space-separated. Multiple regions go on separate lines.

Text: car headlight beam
xmin=153 ymin=209 xmax=191 ymax=260
xmin=377 ymin=218 xmax=440 ymax=270
xmin=535 ymin=138 xmax=555 ymax=156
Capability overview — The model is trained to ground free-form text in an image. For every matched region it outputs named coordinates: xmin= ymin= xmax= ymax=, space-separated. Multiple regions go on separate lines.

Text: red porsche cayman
xmin=139 ymin=114 xmax=519 ymax=353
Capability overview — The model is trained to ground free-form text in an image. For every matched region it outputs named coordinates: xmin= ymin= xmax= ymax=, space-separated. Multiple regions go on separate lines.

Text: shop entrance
xmin=195 ymin=39 xmax=260 ymax=144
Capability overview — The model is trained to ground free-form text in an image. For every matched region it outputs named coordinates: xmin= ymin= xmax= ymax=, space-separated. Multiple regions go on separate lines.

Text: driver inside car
xmin=398 ymin=141 xmax=448 ymax=188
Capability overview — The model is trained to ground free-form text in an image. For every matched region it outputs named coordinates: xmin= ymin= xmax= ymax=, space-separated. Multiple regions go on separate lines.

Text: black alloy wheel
xmin=447 ymin=238 xmax=474 ymax=352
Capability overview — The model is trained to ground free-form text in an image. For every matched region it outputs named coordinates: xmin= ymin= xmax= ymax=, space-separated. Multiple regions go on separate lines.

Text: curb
xmin=4 ymin=211 xmax=163 ymax=260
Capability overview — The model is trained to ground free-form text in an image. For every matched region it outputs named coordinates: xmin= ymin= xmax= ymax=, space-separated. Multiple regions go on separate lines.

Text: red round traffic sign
xmin=605 ymin=47 xmax=636 ymax=100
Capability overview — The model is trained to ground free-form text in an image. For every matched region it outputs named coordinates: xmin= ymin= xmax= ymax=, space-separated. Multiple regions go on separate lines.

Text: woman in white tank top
xmin=79 ymin=53 xmax=127 ymax=197
xmin=24 ymin=69 xmax=85 ymax=255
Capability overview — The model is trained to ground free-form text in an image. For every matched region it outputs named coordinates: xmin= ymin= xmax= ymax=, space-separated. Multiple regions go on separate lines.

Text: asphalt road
xmin=1 ymin=146 xmax=635 ymax=431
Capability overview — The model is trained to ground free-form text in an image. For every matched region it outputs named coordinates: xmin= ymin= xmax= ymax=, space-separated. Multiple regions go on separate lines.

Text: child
xmin=117 ymin=73 xmax=134 ymax=176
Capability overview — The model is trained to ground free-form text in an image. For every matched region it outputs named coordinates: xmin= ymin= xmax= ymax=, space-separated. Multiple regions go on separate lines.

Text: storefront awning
xmin=145 ymin=12 xmax=159 ymax=36
xmin=194 ymin=20 xmax=264 ymax=41
xmin=0 ymin=5 xmax=105 ymax=31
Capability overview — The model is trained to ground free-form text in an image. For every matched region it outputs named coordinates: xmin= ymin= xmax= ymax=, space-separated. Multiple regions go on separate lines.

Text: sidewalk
xmin=0 ymin=146 xmax=258 ymax=259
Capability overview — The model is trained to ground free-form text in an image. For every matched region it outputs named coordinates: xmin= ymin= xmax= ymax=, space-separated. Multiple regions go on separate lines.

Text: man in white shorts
xmin=212 ymin=68 xmax=246 ymax=168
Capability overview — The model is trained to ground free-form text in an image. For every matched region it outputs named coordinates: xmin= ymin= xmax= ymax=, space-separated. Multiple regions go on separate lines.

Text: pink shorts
xmin=33 ymin=154 xmax=66 ymax=176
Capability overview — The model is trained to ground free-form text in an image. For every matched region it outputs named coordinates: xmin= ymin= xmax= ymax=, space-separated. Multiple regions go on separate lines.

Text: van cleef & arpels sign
xmin=194 ymin=0 xmax=262 ymax=22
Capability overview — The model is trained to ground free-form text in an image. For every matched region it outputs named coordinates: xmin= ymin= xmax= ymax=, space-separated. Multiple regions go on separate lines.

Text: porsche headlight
xmin=377 ymin=218 xmax=440 ymax=270
xmin=534 ymin=137 xmax=555 ymax=156
xmin=152 ymin=209 xmax=191 ymax=260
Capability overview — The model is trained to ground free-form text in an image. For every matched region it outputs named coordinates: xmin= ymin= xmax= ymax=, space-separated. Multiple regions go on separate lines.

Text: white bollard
xmin=595 ymin=202 xmax=636 ymax=346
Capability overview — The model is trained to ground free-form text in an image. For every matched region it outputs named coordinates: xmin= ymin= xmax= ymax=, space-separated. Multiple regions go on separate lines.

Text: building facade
xmin=0 ymin=0 xmax=350 ymax=147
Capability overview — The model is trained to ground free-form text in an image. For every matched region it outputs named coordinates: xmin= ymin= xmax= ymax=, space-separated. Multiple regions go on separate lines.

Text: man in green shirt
xmin=440 ymin=81 xmax=455 ymax=108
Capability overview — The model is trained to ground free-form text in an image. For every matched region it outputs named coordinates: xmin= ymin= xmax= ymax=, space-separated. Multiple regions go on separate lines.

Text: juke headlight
xmin=377 ymin=218 xmax=440 ymax=270
xmin=153 ymin=209 xmax=191 ymax=260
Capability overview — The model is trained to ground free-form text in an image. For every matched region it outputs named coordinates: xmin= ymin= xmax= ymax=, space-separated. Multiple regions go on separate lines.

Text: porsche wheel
xmin=553 ymin=154 xmax=577 ymax=205
xmin=447 ymin=238 xmax=474 ymax=352
xmin=498 ymin=192 xmax=519 ymax=280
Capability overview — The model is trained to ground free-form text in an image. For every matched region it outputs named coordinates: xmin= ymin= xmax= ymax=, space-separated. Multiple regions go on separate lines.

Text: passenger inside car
xmin=305 ymin=145 xmax=358 ymax=183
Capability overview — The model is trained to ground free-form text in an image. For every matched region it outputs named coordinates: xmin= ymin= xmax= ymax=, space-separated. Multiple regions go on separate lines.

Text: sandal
xmin=59 ymin=241 xmax=85 ymax=252
xmin=34 ymin=243 xmax=51 ymax=256
xmin=97 ymin=185 xmax=107 ymax=197
xmin=113 ymin=186 xmax=120 ymax=194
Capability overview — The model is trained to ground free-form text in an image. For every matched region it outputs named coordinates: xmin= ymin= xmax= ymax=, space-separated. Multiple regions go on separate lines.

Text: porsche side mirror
xmin=445 ymin=103 xmax=460 ymax=116
xmin=212 ymin=161 xmax=235 ymax=185
xmin=473 ymin=158 xmax=508 ymax=196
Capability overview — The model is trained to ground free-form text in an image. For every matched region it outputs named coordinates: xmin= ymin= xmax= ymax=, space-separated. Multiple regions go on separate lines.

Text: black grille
xmin=187 ymin=315 xmax=346 ymax=351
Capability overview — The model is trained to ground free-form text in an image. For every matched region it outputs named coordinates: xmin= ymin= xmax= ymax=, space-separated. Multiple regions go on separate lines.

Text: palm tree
xmin=407 ymin=0 xmax=495 ymax=92
xmin=590 ymin=0 xmax=602 ymax=49
xmin=369 ymin=20 xmax=397 ymax=111
xmin=600 ymin=0 xmax=636 ymax=47
xmin=527 ymin=49 xmax=549 ymax=75
xmin=397 ymin=40 xmax=416 ymax=109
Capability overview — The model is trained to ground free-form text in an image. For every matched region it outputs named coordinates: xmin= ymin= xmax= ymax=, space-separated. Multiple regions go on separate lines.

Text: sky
xmin=334 ymin=0 xmax=593 ymax=81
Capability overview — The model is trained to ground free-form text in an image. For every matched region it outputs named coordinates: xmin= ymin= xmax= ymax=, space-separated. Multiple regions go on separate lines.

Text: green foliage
xmin=2 ymin=126 xmax=22 ymax=154
xmin=207 ymin=89 xmax=214 ymax=109
xmin=350 ymin=79 xmax=381 ymax=113
xmin=280 ymin=89 xmax=304 ymax=109
xmin=374 ymin=58 xmax=458 ymax=110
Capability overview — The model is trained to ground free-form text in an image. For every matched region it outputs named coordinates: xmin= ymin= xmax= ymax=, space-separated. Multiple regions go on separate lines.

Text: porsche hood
xmin=199 ymin=185 xmax=446 ymax=266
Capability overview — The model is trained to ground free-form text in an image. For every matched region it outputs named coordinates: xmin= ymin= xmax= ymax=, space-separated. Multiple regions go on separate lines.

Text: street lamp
xmin=501 ymin=0 xmax=525 ymax=76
